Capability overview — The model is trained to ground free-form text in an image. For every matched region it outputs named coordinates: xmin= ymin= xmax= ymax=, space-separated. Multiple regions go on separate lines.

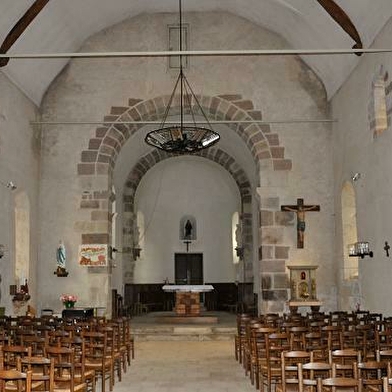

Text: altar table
xmin=162 ymin=285 xmax=214 ymax=316
xmin=62 ymin=307 xmax=94 ymax=320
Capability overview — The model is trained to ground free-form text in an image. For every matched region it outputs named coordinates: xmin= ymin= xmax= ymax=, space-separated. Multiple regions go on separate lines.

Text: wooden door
xmin=175 ymin=253 xmax=203 ymax=285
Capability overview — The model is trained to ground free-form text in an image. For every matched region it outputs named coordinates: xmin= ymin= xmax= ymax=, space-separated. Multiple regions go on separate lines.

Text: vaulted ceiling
xmin=0 ymin=0 xmax=391 ymax=105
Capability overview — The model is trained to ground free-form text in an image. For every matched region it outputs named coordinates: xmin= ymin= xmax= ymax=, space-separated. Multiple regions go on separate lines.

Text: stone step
xmin=133 ymin=325 xmax=237 ymax=341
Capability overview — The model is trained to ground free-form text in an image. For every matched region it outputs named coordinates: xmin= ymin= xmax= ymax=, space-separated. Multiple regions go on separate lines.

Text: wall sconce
xmin=132 ymin=247 xmax=141 ymax=261
xmin=112 ymin=246 xmax=142 ymax=261
xmin=235 ymin=246 xmax=244 ymax=260
xmin=348 ymin=242 xmax=373 ymax=258
xmin=351 ymin=173 xmax=361 ymax=182
xmin=0 ymin=180 xmax=17 ymax=190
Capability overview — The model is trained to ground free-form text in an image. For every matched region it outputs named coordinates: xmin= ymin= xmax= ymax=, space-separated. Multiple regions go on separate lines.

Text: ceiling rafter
xmin=316 ymin=0 xmax=362 ymax=55
xmin=0 ymin=0 xmax=50 ymax=67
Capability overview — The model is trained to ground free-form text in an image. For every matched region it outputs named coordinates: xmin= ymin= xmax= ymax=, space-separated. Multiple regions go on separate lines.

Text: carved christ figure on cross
xmin=281 ymin=198 xmax=320 ymax=248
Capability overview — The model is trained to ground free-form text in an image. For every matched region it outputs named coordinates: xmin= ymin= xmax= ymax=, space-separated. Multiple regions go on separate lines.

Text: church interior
xmin=0 ymin=0 xmax=392 ymax=322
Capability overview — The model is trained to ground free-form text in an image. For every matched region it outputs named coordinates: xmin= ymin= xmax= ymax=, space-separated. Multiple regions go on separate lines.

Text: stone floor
xmin=113 ymin=340 xmax=255 ymax=392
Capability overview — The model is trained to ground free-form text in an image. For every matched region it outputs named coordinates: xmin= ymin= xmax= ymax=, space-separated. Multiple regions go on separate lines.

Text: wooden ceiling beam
xmin=0 ymin=0 xmax=50 ymax=67
xmin=316 ymin=0 xmax=363 ymax=55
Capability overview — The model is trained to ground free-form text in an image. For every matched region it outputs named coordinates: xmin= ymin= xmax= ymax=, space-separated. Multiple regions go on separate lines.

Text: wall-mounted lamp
xmin=348 ymin=241 xmax=373 ymax=258
xmin=112 ymin=246 xmax=141 ymax=261
xmin=0 ymin=180 xmax=17 ymax=190
xmin=351 ymin=173 xmax=361 ymax=182
xmin=235 ymin=246 xmax=244 ymax=260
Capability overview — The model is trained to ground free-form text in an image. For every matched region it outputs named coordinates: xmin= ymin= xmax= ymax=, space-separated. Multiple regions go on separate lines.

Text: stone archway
xmin=121 ymin=148 xmax=254 ymax=285
xmin=76 ymin=93 xmax=293 ymax=314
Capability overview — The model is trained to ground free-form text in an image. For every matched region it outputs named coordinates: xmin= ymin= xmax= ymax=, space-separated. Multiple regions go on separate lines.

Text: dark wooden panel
xmin=124 ymin=283 xmax=174 ymax=313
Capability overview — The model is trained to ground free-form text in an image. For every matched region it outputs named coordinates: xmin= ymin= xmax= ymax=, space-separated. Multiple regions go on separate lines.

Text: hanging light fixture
xmin=145 ymin=0 xmax=220 ymax=154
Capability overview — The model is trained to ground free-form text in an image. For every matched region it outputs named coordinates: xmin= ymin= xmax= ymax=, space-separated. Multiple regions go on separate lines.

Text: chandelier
xmin=145 ymin=0 xmax=220 ymax=154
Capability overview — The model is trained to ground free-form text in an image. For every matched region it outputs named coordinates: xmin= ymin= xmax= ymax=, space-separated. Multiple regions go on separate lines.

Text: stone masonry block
xmin=262 ymin=289 xmax=288 ymax=301
xmin=260 ymin=197 xmax=280 ymax=209
xmin=260 ymin=245 xmax=274 ymax=259
xmin=81 ymin=233 xmax=109 ymax=244
xmin=91 ymin=211 xmax=110 ymax=221
xmin=261 ymin=275 xmax=272 ymax=290
xmin=260 ymin=210 xmax=274 ymax=226
xmin=273 ymin=159 xmax=292 ymax=171
xmin=275 ymin=246 xmax=290 ymax=259
xmin=261 ymin=227 xmax=284 ymax=245
xmin=77 ymin=163 xmax=95 ymax=175
xmin=80 ymin=200 xmax=100 ymax=209
xmin=275 ymin=211 xmax=294 ymax=226
xmin=270 ymin=146 xmax=285 ymax=158
xmin=265 ymin=134 xmax=280 ymax=146
xmin=260 ymin=260 xmax=286 ymax=273
xmin=274 ymin=273 xmax=289 ymax=289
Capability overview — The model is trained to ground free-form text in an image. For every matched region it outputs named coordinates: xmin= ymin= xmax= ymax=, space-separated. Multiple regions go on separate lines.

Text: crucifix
xmin=281 ymin=198 xmax=320 ymax=248
xmin=183 ymin=240 xmax=192 ymax=252
xmin=384 ymin=241 xmax=390 ymax=257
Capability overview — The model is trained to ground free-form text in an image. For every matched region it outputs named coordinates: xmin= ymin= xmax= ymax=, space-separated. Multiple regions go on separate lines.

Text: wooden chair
xmin=289 ymin=327 xmax=308 ymax=350
xmin=376 ymin=330 xmax=392 ymax=351
xmin=117 ymin=317 xmax=134 ymax=365
xmin=0 ymin=369 xmax=33 ymax=392
xmin=322 ymin=325 xmax=342 ymax=351
xmin=20 ymin=335 xmax=47 ymax=357
xmin=19 ymin=356 xmax=54 ymax=392
xmin=299 ymin=361 xmax=333 ymax=392
xmin=97 ymin=326 xmax=122 ymax=385
xmin=357 ymin=361 xmax=389 ymax=392
xmin=356 ymin=324 xmax=375 ymax=359
xmin=45 ymin=345 xmax=86 ymax=392
xmin=304 ymin=332 xmax=328 ymax=361
xmin=82 ymin=331 xmax=113 ymax=392
xmin=0 ymin=345 xmax=32 ymax=370
xmin=276 ymin=350 xmax=313 ymax=392
xmin=259 ymin=332 xmax=290 ymax=392
xmin=317 ymin=377 xmax=362 ymax=392
xmin=249 ymin=326 xmax=276 ymax=389
xmin=57 ymin=336 xmax=96 ymax=392
xmin=243 ymin=319 xmax=263 ymax=375
xmin=329 ymin=349 xmax=361 ymax=378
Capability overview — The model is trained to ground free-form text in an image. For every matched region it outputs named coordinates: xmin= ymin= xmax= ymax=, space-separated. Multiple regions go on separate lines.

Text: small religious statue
xmin=184 ymin=220 xmax=193 ymax=239
xmin=384 ymin=241 xmax=390 ymax=257
xmin=281 ymin=198 xmax=320 ymax=248
xmin=54 ymin=240 xmax=69 ymax=277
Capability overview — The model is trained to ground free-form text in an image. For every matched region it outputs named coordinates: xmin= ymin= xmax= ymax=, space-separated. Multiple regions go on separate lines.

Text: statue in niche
xmin=235 ymin=223 xmax=243 ymax=248
xmin=184 ymin=220 xmax=193 ymax=239
xmin=134 ymin=225 xmax=140 ymax=247
xmin=54 ymin=240 xmax=69 ymax=277
xmin=180 ymin=216 xmax=196 ymax=241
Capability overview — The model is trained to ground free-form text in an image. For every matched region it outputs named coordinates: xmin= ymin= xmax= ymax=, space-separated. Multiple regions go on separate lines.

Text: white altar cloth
xmin=162 ymin=284 xmax=214 ymax=292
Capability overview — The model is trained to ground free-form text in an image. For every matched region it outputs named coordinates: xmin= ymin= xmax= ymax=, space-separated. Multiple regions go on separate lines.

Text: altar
xmin=162 ymin=285 xmax=214 ymax=316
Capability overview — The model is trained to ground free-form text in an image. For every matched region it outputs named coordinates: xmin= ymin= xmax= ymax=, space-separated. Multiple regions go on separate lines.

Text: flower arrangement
xmin=60 ymin=294 xmax=77 ymax=308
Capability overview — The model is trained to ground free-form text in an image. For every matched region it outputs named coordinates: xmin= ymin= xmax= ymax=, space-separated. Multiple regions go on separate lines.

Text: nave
xmin=123 ymin=341 xmax=255 ymax=392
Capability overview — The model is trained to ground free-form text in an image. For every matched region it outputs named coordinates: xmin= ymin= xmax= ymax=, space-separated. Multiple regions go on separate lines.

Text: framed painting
xmin=79 ymin=244 xmax=108 ymax=267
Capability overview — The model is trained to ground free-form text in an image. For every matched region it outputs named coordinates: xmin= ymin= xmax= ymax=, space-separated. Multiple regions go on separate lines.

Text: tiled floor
xmin=114 ymin=340 xmax=255 ymax=392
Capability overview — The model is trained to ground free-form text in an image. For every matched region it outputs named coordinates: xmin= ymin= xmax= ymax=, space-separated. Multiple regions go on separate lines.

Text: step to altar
xmin=132 ymin=325 xmax=236 ymax=341
xmin=131 ymin=311 xmax=237 ymax=341
xmin=155 ymin=314 xmax=218 ymax=324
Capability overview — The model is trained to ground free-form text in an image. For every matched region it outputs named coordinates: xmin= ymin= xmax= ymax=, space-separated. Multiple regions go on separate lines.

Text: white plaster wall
xmin=274 ymin=120 xmax=336 ymax=311
xmin=134 ymin=156 xmax=240 ymax=283
xmin=38 ymin=11 xmax=332 ymax=312
xmin=0 ymin=72 xmax=39 ymax=315
xmin=331 ymin=17 xmax=392 ymax=314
